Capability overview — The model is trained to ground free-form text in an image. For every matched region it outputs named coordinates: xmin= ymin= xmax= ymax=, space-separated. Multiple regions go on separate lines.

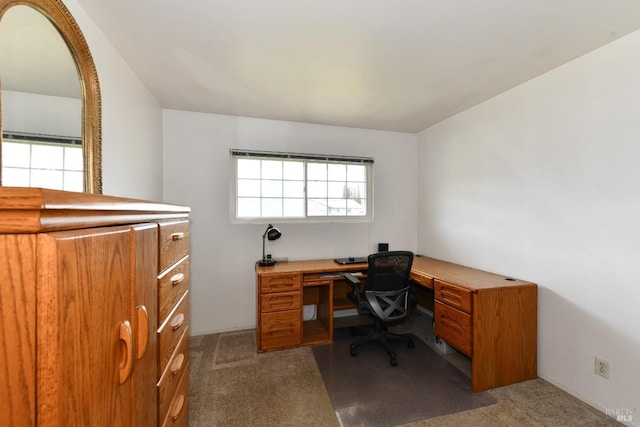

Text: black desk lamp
xmin=257 ymin=224 xmax=282 ymax=266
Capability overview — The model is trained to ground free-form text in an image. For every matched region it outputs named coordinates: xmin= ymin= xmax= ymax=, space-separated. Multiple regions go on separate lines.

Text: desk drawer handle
xmin=171 ymin=232 xmax=185 ymax=241
xmin=118 ymin=321 xmax=134 ymax=384
xmin=171 ymin=313 xmax=185 ymax=331
xmin=135 ymin=305 xmax=149 ymax=359
xmin=171 ymin=353 xmax=185 ymax=375
xmin=169 ymin=394 xmax=185 ymax=421
xmin=171 ymin=273 xmax=185 ymax=286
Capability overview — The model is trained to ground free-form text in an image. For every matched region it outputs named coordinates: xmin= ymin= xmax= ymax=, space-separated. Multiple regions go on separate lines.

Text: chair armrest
xmin=343 ymin=272 xmax=361 ymax=287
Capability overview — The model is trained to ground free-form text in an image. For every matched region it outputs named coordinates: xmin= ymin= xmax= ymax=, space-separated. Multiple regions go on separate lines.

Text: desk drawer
xmin=158 ymin=292 xmax=190 ymax=377
xmin=435 ymin=300 xmax=472 ymax=357
xmin=159 ymin=220 xmax=190 ymax=272
xmin=435 ymin=280 xmax=472 ymax=313
xmin=260 ymin=274 xmax=301 ymax=293
xmin=411 ymin=271 xmax=434 ymax=289
xmin=261 ymin=291 xmax=301 ymax=313
xmin=260 ymin=310 xmax=301 ymax=350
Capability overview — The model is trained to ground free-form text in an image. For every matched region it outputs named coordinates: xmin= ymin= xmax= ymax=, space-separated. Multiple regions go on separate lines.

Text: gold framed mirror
xmin=0 ymin=0 xmax=102 ymax=193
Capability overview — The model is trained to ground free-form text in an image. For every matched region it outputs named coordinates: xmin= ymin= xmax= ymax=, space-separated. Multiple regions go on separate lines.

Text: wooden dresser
xmin=0 ymin=188 xmax=190 ymax=426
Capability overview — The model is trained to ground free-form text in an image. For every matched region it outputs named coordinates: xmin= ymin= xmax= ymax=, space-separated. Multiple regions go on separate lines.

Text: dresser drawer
xmin=260 ymin=273 xmax=301 ymax=294
xmin=159 ymin=220 xmax=190 ymax=272
xmin=435 ymin=280 xmax=472 ymax=313
xmin=158 ymin=292 xmax=190 ymax=377
xmin=434 ymin=300 xmax=472 ymax=357
xmin=260 ymin=310 xmax=301 ymax=350
xmin=158 ymin=330 xmax=189 ymax=424
xmin=261 ymin=291 xmax=301 ymax=313
xmin=158 ymin=255 xmax=189 ymax=324
xmin=161 ymin=367 xmax=189 ymax=427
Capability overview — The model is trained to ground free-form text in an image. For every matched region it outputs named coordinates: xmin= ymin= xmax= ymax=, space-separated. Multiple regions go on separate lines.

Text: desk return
xmin=256 ymin=256 xmax=537 ymax=392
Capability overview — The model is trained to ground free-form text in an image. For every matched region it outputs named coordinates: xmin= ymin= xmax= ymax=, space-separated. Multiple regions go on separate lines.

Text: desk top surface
xmin=256 ymin=255 xmax=536 ymax=291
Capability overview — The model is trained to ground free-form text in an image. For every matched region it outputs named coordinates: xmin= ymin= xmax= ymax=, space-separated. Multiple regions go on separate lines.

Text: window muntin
xmin=232 ymin=150 xmax=372 ymax=221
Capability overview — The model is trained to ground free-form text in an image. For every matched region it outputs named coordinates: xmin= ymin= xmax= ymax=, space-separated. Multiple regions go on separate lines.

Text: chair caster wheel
xmin=408 ymin=340 xmax=415 ymax=349
xmin=350 ymin=345 xmax=357 ymax=357
xmin=390 ymin=356 xmax=398 ymax=366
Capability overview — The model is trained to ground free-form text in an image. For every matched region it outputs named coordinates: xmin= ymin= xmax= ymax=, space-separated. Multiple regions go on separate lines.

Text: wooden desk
xmin=255 ymin=256 xmax=537 ymax=392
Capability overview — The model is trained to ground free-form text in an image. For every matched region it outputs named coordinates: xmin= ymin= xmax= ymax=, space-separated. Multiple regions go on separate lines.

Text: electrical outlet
xmin=595 ymin=357 xmax=610 ymax=379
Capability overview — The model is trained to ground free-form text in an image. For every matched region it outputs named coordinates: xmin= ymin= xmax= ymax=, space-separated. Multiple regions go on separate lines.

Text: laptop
xmin=334 ymin=257 xmax=367 ymax=265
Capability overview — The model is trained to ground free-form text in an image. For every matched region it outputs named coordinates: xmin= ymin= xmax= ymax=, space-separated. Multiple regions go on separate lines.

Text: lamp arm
xmin=262 ymin=234 xmax=267 ymax=261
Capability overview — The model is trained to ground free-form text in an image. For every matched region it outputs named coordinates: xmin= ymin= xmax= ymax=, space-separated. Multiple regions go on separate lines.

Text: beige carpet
xmin=190 ymin=330 xmax=339 ymax=427
xmin=190 ymin=316 xmax=622 ymax=427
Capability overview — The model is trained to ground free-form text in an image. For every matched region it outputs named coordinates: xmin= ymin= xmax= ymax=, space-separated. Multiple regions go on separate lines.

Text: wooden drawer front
xmin=435 ymin=300 xmax=472 ymax=357
xmin=161 ymin=368 xmax=189 ymax=427
xmin=260 ymin=274 xmax=301 ymax=294
xmin=159 ymin=220 xmax=190 ymax=272
xmin=260 ymin=310 xmax=301 ymax=350
xmin=261 ymin=291 xmax=301 ymax=313
xmin=158 ymin=292 xmax=190 ymax=377
xmin=158 ymin=330 xmax=189 ymax=423
xmin=158 ymin=256 xmax=189 ymax=324
xmin=411 ymin=271 xmax=434 ymax=289
xmin=435 ymin=280 xmax=472 ymax=313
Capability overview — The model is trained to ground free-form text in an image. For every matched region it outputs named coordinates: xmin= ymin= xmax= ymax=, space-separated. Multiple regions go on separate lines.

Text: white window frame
xmin=230 ymin=149 xmax=374 ymax=223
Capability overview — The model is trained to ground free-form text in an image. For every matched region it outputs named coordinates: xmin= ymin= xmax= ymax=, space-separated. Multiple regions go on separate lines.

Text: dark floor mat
xmin=312 ymin=328 xmax=497 ymax=427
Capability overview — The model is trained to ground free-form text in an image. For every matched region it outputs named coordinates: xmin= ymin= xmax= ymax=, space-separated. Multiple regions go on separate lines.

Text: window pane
xmin=347 ymin=164 xmax=366 ymax=181
xmin=262 ymin=180 xmax=282 ymax=197
xmin=2 ymin=167 xmax=30 ymax=186
xmin=238 ymin=198 xmax=261 ymax=217
xmin=262 ymin=198 xmax=282 ymax=217
xmin=31 ymin=169 xmax=63 ymax=189
xmin=308 ymin=199 xmax=327 ymax=216
xmin=328 ymin=199 xmax=347 ymax=216
xmin=307 ymin=181 xmax=327 ymax=198
xmin=64 ymin=146 xmax=83 ymax=170
xmin=32 ymin=145 xmax=63 ymax=169
xmin=237 ymin=159 xmax=261 ymax=179
xmin=283 ymin=180 xmax=304 ymax=197
xmin=345 ymin=182 xmax=365 ymax=201
xmin=307 ymin=163 xmax=326 ymax=180
xmin=261 ymin=160 xmax=282 ymax=180
xmin=283 ymin=198 xmax=304 ymax=217
xmin=347 ymin=198 xmax=366 ymax=215
xmin=327 ymin=181 xmax=345 ymax=198
xmin=328 ymin=163 xmax=346 ymax=181
xmin=63 ymin=171 xmax=83 ymax=192
xmin=238 ymin=179 xmax=261 ymax=197
xmin=283 ymin=161 xmax=304 ymax=179
xmin=2 ymin=142 xmax=31 ymax=167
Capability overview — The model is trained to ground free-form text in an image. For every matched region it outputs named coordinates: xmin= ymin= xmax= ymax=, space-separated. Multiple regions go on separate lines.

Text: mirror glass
xmin=0 ymin=0 xmax=102 ymax=193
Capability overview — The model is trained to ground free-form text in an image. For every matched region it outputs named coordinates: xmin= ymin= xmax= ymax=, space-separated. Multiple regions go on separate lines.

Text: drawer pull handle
xmin=135 ymin=305 xmax=149 ymax=359
xmin=171 ymin=353 xmax=185 ymax=375
xmin=118 ymin=321 xmax=134 ymax=384
xmin=171 ymin=273 xmax=185 ymax=286
xmin=169 ymin=394 xmax=185 ymax=421
xmin=171 ymin=232 xmax=185 ymax=241
xmin=171 ymin=313 xmax=185 ymax=331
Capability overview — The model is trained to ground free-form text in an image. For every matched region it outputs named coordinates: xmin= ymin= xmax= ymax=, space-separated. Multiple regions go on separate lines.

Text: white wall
xmin=1 ymin=90 xmax=81 ymax=137
xmin=163 ymin=110 xmax=417 ymax=335
xmin=63 ymin=0 xmax=164 ymax=200
xmin=417 ymin=30 xmax=640 ymax=421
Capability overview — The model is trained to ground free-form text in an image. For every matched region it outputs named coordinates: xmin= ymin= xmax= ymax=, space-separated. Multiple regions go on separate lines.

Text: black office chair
xmin=344 ymin=251 xmax=415 ymax=366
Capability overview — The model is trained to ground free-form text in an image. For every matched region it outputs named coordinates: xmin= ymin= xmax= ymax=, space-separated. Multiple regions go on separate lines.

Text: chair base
xmin=349 ymin=322 xmax=415 ymax=366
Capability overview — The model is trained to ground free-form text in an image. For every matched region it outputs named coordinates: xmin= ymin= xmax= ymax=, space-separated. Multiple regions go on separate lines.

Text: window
xmin=1 ymin=133 xmax=83 ymax=192
xmin=231 ymin=149 xmax=373 ymax=221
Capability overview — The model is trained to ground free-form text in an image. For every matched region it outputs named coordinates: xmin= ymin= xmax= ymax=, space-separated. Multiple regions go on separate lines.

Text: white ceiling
xmin=19 ymin=0 xmax=640 ymax=132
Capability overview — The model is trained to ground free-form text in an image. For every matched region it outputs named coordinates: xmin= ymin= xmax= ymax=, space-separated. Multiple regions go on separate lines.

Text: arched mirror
xmin=0 ymin=0 xmax=102 ymax=193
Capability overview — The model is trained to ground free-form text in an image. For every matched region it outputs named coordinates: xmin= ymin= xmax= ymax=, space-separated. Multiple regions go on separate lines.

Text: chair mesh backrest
xmin=364 ymin=251 xmax=414 ymax=321
xmin=365 ymin=251 xmax=414 ymax=292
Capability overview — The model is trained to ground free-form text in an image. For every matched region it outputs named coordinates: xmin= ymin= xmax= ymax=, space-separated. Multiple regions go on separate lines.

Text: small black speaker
xmin=378 ymin=243 xmax=389 ymax=252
